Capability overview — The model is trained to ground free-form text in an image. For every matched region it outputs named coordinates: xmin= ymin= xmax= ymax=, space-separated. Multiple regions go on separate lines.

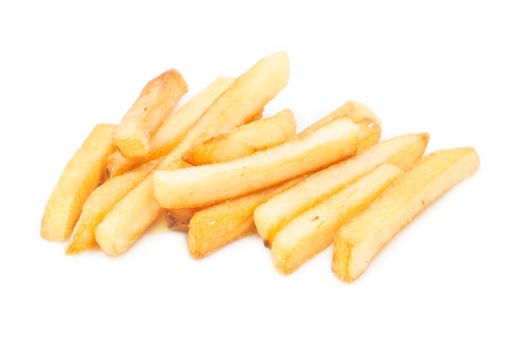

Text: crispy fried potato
xmin=113 ymin=69 xmax=188 ymax=158
xmin=95 ymin=52 xmax=290 ymax=255
xmin=301 ymin=101 xmax=381 ymax=153
xmin=254 ymin=133 xmax=429 ymax=246
xmin=154 ymin=118 xmax=359 ymax=209
xmin=187 ymin=176 xmax=305 ymax=258
xmin=272 ymin=164 xmax=401 ymax=274
xmin=106 ymin=77 xmax=235 ymax=177
xmin=65 ymin=160 xmax=158 ymax=254
xmin=166 ymin=208 xmax=197 ymax=231
xmin=183 ymin=109 xmax=296 ymax=165
xmin=332 ymin=147 xmax=480 ymax=282
xmin=41 ymin=124 xmax=115 ymax=241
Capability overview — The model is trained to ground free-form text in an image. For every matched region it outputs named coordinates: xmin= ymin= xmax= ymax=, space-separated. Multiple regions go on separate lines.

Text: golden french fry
xmin=332 ymin=147 xmax=480 ymax=282
xmin=272 ymin=163 xmax=401 ymax=274
xmin=113 ymin=69 xmax=188 ymax=158
xmin=65 ymin=160 xmax=158 ymax=254
xmin=187 ymin=176 xmax=305 ymax=258
xmin=41 ymin=124 xmax=115 ymax=241
xmin=107 ymin=77 xmax=235 ymax=177
xmin=95 ymin=52 xmax=290 ymax=255
xmin=183 ymin=109 xmax=296 ymax=165
xmin=301 ymin=101 xmax=381 ymax=153
xmin=154 ymin=118 xmax=359 ymax=209
xmin=166 ymin=208 xmax=197 ymax=231
xmin=254 ymin=133 xmax=429 ymax=246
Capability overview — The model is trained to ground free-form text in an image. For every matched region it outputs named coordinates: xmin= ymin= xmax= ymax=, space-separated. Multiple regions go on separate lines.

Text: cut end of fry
xmin=332 ymin=147 xmax=480 ymax=282
xmin=182 ymin=109 xmax=297 ymax=165
xmin=154 ymin=118 xmax=359 ymax=209
xmin=300 ymin=101 xmax=381 ymax=153
xmin=42 ymin=124 xmax=115 ymax=241
xmin=271 ymin=163 xmax=402 ymax=274
xmin=114 ymin=69 xmax=188 ymax=158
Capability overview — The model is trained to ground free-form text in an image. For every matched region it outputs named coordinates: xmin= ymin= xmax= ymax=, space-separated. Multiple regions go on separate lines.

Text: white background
xmin=1 ymin=1 xmax=524 ymax=349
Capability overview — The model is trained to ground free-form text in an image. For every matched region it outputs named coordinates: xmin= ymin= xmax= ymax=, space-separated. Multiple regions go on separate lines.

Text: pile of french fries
xmin=41 ymin=52 xmax=480 ymax=282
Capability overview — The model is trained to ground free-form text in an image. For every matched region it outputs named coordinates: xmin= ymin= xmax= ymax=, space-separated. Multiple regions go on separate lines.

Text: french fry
xmin=183 ymin=109 xmax=296 ymax=165
xmin=106 ymin=77 xmax=235 ymax=177
xmin=254 ymin=133 xmax=429 ymax=246
xmin=96 ymin=52 xmax=290 ymax=255
xmin=332 ymin=147 xmax=480 ymax=282
xmin=154 ymin=118 xmax=359 ymax=209
xmin=166 ymin=208 xmax=197 ymax=231
xmin=187 ymin=176 xmax=306 ymax=258
xmin=41 ymin=124 xmax=115 ymax=241
xmin=271 ymin=163 xmax=401 ymax=274
xmin=113 ymin=69 xmax=188 ymax=158
xmin=65 ymin=160 xmax=158 ymax=254
xmin=301 ymin=101 xmax=381 ymax=153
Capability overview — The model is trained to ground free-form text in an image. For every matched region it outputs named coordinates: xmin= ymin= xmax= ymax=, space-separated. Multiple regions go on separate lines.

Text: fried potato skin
xmin=154 ymin=118 xmax=359 ymax=209
xmin=113 ymin=69 xmax=188 ymax=158
xmin=106 ymin=77 xmax=235 ymax=177
xmin=254 ymin=133 xmax=429 ymax=245
xmin=183 ymin=109 xmax=296 ymax=165
xmin=271 ymin=164 xmax=401 ymax=274
xmin=41 ymin=124 xmax=115 ymax=241
xmin=332 ymin=147 xmax=480 ymax=282
xmin=166 ymin=208 xmax=197 ymax=232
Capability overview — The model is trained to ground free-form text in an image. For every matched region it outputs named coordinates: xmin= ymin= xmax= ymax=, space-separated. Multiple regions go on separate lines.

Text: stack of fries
xmin=41 ymin=52 xmax=479 ymax=282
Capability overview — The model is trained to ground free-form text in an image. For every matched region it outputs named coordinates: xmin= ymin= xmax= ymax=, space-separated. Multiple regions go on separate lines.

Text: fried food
xmin=41 ymin=124 xmax=115 ymax=241
xmin=254 ymin=133 xmax=429 ymax=246
xmin=113 ymin=69 xmax=188 ymax=158
xmin=106 ymin=77 xmax=235 ymax=177
xmin=154 ymin=118 xmax=359 ymax=209
xmin=271 ymin=163 xmax=401 ymax=274
xmin=332 ymin=147 xmax=480 ymax=282
xmin=183 ymin=109 xmax=296 ymax=165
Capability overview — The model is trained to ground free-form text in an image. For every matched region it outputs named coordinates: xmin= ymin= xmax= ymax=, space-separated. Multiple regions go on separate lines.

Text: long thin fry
xmin=332 ymin=147 xmax=480 ymax=282
xmin=41 ymin=124 xmax=115 ymax=241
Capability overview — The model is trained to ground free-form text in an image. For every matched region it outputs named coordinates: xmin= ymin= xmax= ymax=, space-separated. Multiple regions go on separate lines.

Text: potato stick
xmin=272 ymin=164 xmax=401 ymax=274
xmin=95 ymin=52 xmax=289 ymax=255
xmin=41 ymin=124 xmax=115 ymax=241
xmin=65 ymin=160 xmax=158 ymax=254
xmin=113 ymin=69 xmax=188 ymax=158
xmin=154 ymin=118 xmax=359 ymax=209
xmin=254 ymin=133 xmax=429 ymax=246
xmin=183 ymin=109 xmax=296 ymax=165
xmin=166 ymin=208 xmax=198 ymax=231
xmin=187 ymin=176 xmax=306 ymax=258
xmin=106 ymin=77 xmax=235 ymax=177
xmin=301 ymin=101 xmax=381 ymax=153
xmin=332 ymin=147 xmax=480 ymax=282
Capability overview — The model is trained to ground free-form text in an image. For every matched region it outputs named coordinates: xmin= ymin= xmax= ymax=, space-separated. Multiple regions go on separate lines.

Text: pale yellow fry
xmin=183 ymin=109 xmax=296 ymax=165
xmin=41 ymin=124 xmax=115 ymax=241
xmin=113 ymin=69 xmax=188 ymax=158
xmin=107 ymin=77 xmax=234 ymax=177
xmin=332 ymin=147 xmax=480 ymax=283
xmin=65 ymin=160 xmax=158 ymax=254
xmin=154 ymin=118 xmax=359 ymax=209
xmin=301 ymin=101 xmax=381 ymax=153
xmin=272 ymin=163 xmax=402 ymax=274
xmin=187 ymin=176 xmax=305 ymax=258
xmin=95 ymin=52 xmax=290 ymax=255
xmin=254 ymin=133 xmax=429 ymax=246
